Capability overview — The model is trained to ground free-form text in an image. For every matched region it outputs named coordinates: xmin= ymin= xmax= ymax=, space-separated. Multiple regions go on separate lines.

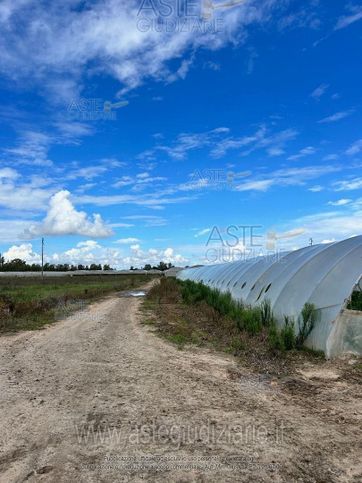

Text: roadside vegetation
xmin=142 ymin=278 xmax=323 ymax=373
xmin=0 ymin=274 xmax=156 ymax=333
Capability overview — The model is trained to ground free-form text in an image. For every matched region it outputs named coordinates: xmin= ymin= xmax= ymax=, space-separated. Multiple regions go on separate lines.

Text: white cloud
xmin=346 ymin=139 xmax=362 ymax=156
xmin=19 ymin=239 xmax=119 ymax=267
xmin=4 ymin=130 xmax=54 ymax=167
xmin=277 ymin=6 xmax=321 ymax=32
xmin=335 ymin=7 xmax=362 ymax=30
xmin=143 ymin=125 xmax=298 ymax=162
xmin=177 ymin=177 xmax=210 ymax=192
xmin=287 ymin=146 xmax=316 ymax=161
xmin=0 ymin=176 xmax=54 ymax=211
xmin=211 ymin=127 xmax=298 ymax=159
xmin=67 ymin=166 xmax=108 ymax=180
xmin=115 ymin=237 xmax=140 ymax=244
xmin=122 ymin=215 xmax=167 ymax=227
xmin=273 ymin=196 xmax=362 ymax=248
xmin=76 ymin=240 xmax=101 ymax=249
xmin=148 ymin=127 xmax=230 ymax=161
xmin=3 ymin=243 xmax=41 ymax=263
xmin=235 ymin=165 xmax=340 ymax=192
xmin=267 ymin=147 xmax=285 ymax=156
xmin=113 ymin=172 xmax=167 ymax=191
xmin=113 ymin=176 xmax=134 ymax=188
xmin=0 ymin=220 xmax=35 ymax=243
xmin=0 ymin=0 xmax=280 ymax=99
xmin=25 ymin=190 xmax=113 ymax=238
xmin=293 ymin=211 xmax=362 ymax=243
xmin=236 ymin=179 xmax=274 ymax=192
xmin=308 ymin=185 xmax=324 ymax=192
xmin=61 ymin=241 xmax=105 ymax=265
xmin=110 ymin=222 xmax=134 ymax=228
xmin=137 ymin=172 xmax=149 ymax=179
xmin=77 ymin=192 xmax=194 ymax=210
xmin=323 ymin=154 xmax=339 ymax=161
xmin=55 ymin=122 xmax=94 ymax=139
xmin=0 ymin=167 xmax=18 ymax=179
xmin=194 ymin=228 xmax=211 ymax=238
xmin=318 ymin=110 xmax=354 ymax=124
xmin=0 ymin=0 xmax=29 ymax=23
xmin=126 ymin=244 xmax=187 ymax=267
xmin=167 ymin=58 xmax=194 ymax=83
xmin=203 ymin=61 xmax=220 ymax=71
xmin=311 ymin=83 xmax=329 ymax=100
xmin=327 ymin=199 xmax=352 ymax=207
xmin=42 ymin=240 xmax=188 ymax=268
xmin=3 ymin=124 xmax=94 ymax=170
xmin=261 ymin=216 xmax=362 ymax=253
xmin=333 ymin=177 xmax=362 ymax=191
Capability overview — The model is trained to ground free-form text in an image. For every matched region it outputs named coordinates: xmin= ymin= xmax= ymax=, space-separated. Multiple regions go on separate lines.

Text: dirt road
xmin=0 ymin=291 xmax=361 ymax=482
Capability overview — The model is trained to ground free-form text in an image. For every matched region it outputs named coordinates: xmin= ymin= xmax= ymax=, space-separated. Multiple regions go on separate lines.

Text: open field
xmin=0 ymin=280 xmax=361 ymax=482
xmin=0 ymin=273 xmax=157 ymax=333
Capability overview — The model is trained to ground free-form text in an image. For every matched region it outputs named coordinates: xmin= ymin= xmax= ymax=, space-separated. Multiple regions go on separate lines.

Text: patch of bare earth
xmin=0 ymin=287 xmax=361 ymax=482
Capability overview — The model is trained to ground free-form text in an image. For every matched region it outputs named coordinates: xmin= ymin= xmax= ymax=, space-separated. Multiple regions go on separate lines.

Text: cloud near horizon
xmin=24 ymin=190 xmax=113 ymax=238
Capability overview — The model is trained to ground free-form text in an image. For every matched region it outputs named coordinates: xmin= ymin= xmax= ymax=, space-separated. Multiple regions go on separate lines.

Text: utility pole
xmin=41 ymin=237 xmax=44 ymax=280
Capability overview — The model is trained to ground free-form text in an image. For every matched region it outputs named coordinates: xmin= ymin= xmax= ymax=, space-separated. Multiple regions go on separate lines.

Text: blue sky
xmin=0 ymin=0 xmax=362 ymax=268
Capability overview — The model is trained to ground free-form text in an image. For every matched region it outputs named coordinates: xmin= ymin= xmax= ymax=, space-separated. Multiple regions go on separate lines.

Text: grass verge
xmin=0 ymin=274 xmax=157 ymax=333
xmin=142 ymin=278 xmax=324 ymax=375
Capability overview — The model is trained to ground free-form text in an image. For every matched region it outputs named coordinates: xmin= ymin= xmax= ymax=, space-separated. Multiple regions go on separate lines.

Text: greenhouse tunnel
xmin=177 ymin=236 xmax=362 ymax=358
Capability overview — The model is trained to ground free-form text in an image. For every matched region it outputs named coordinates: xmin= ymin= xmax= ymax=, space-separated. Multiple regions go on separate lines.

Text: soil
xmin=0 ymin=287 xmax=361 ymax=482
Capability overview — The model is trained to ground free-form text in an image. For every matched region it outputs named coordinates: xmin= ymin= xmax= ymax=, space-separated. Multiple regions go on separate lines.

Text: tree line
xmin=0 ymin=256 xmax=111 ymax=272
xmin=0 ymin=256 xmax=175 ymax=272
xmin=131 ymin=262 xmax=174 ymax=271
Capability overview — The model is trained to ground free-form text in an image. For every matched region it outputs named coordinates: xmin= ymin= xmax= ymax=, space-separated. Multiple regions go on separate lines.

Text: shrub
xmin=176 ymin=280 xmax=316 ymax=353
xmin=181 ymin=281 xmax=209 ymax=305
xmin=243 ymin=307 xmax=263 ymax=335
xmin=268 ymin=321 xmax=284 ymax=351
xmin=260 ymin=299 xmax=274 ymax=327
xmin=148 ymin=277 xmax=180 ymax=304
xmin=210 ymin=291 xmax=234 ymax=316
xmin=280 ymin=316 xmax=296 ymax=350
xmin=296 ymin=303 xmax=317 ymax=348
xmin=230 ymin=302 xmax=245 ymax=331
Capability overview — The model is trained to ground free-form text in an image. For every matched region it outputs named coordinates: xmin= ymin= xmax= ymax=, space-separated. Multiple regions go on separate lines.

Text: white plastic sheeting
xmin=177 ymin=236 xmax=362 ymax=357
